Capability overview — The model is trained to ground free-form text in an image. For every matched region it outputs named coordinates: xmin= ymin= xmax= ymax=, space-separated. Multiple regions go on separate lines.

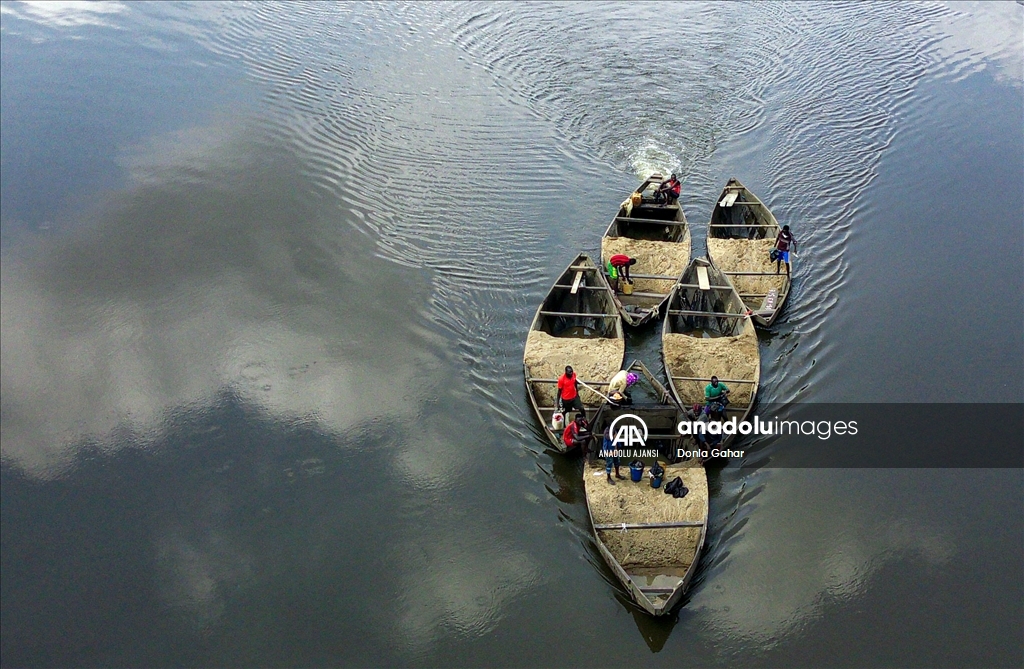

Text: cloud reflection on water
xmin=0 ymin=118 xmax=440 ymax=477
xmin=0 ymin=1 xmax=126 ymax=30
xmin=0 ymin=114 xmax=541 ymax=645
xmin=695 ymin=469 xmax=957 ymax=645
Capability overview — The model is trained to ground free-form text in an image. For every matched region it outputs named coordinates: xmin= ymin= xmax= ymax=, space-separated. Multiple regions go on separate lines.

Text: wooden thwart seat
xmin=594 ymin=520 xmax=705 ymax=530
xmin=629 ymin=272 xmax=680 ymax=281
xmin=671 ymin=375 xmax=757 ymax=384
xmin=677 ymin=282 xmax=734 ymax=291
xmin=570 ymin=271 xmax=584 ymax=294
xmin=615 ymin=216 xmax=688 ymax=226
xmin=696 ymin=265 xmax=711 ymax=291
xmin=538 ymin=311 xmax=620 ymax=318
xmin=667 ymin=309 xmax=747 ymax=318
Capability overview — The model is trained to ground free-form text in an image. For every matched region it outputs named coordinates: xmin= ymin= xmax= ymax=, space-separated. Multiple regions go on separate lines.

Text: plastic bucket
xmin=621 ymin=281 xmax=634 ymax=295
xmin=650 ymin=475 xmax=663 ymax=489
xmin=551 ymin=412 xmax=564 ymax=431
xmin=630 ymin=462 xmax=644 ymax=482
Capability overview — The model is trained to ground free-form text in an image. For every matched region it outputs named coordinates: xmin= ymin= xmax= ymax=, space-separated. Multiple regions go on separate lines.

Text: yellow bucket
xmin=622 ymin=282 xmax=634 ymax=295
xmin=630 ymin=192 xmax=642 ymax=206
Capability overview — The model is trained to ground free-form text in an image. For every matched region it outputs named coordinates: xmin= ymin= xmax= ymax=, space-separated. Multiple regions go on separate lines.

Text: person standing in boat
xmin=654 ymin=173 xmax=681 ymax=205
xmin=608 ymin=254 xmax=637 ymax=287
xmin=774 ymin=224 xmax=797 ymax=275
xmin=607 ymin=369 xmax=638 ymax=406
xmin=600 ymin=427 xmax=625 ymax=484
xmin=557 ymin=365 xmax=585 ymax=420
xmin=704 ymin=376 xmax=730 ymax=414
xmin=562 ymin=414 xmax=592 ymax=452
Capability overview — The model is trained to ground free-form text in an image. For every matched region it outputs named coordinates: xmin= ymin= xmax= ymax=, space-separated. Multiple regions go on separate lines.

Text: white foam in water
xmin=628 ymin=138 xmax=683 ymax=180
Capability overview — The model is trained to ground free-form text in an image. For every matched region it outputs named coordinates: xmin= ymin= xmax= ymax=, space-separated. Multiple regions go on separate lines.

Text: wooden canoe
xmin=523 ymin=253 xmax=625 ymax=452
xmin=601 ymin=174 xmax=691 ymax=327
xmin=662 ymin=257 xmax=760 ymax=449
xmin=583 ymin=360 xmax=707 ymax=616
xmin=706 ymin=177 xmax=791 ymax=328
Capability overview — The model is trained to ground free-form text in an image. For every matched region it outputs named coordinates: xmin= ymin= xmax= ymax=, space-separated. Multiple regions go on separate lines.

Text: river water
xmin=1 ymin=2 xmax=1021 ymax=666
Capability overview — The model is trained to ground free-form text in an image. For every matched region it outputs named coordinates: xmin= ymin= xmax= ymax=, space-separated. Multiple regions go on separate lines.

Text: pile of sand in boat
xmin=583 ymin=459 xmax=707 ymax=569
xmin=523 ymin=330 xmax=624 ymax=406
xmin=601 ymin=235 xmax=690 ymax=296
xmin=663 ymin=321 xmax=759 ymax=407
xmin=706 ymin=237 xmax=788 ymax=307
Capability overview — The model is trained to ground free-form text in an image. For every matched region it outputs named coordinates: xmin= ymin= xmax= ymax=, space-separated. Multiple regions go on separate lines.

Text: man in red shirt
xmin=655 ymin=173 xmax=681 ymax=205
xmin=773 ymin=224 xmax=797 ymax=275
xmin=562 ymin=414 xmax=592 ymax=452
xmin=557 ymin=365 xmax=585 ymax=420
xmin=609 ymin=254 xmax=637 ymax=283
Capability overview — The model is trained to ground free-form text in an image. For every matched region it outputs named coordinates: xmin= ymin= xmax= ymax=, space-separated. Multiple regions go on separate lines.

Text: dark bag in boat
xmin=769 ymin=248 xmax=780 ymax=262
xmin=663 ymin=476 xmax=689 ymax=498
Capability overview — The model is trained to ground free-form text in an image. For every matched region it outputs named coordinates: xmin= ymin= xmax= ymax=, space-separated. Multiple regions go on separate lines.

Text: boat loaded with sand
xmin=583 ymin=360 xmax=707 ymax=616
xmin=523 ymin=253 xmax=625 ymax=452
xmin=601 ymin=174 xmax=691 ymax=327
xmin=662 ymin=257 xmax=760 ymax=447
xmin=706 ymin=178 xmax=790 ymax=327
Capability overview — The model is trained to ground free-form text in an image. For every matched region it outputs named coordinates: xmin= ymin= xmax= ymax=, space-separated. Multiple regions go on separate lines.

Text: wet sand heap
xmin=584 ymin=460 xmax=707 ymax=569
xmin=602 ymin=235 xmax=690 ymax=295
xmin=524 ymin=330 xmax=624 ymax=405
xmin=662 ymin=321 xmax=759 ymax=406
xmin=706 ymin=238 xmax=787 ymax=308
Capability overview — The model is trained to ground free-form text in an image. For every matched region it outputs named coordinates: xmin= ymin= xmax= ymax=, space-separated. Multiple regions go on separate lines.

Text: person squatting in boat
xmin=654 ymin=173 xmax=681 ymax=205
xmin=607 ymin=369 xmax=639 ymax=406
xmin=562 ymin=414 xmax=592 ymax=452
xmin=704 ymin=376 xmax=730 ymax=417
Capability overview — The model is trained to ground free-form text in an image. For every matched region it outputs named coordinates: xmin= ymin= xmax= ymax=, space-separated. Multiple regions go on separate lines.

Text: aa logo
xmin=609 ymin=414 xmax=648 ymax=448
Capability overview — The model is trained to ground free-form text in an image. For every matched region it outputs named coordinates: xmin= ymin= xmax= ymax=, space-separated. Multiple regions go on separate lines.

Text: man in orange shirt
xmin=557 ymin=365 xmax=585 ymax=420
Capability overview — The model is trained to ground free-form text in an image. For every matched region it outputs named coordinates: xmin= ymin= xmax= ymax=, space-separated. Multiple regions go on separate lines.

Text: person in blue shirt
xmin=600 ymin=427 xmax=625 ymax=484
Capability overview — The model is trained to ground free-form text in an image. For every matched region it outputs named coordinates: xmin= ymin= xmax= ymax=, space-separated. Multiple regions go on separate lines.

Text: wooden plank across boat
xmin=706 ymin=177 xmax=791 ymax=328
xmin=601 ymin=174 xmax=691 ymax=327
xmin=662 ymin=258 xmax=760 ymax=449
xmin=583 ymin=360 xmax=707 ymax=616
xmin=523 ymin=253 xmax=625 ymax=452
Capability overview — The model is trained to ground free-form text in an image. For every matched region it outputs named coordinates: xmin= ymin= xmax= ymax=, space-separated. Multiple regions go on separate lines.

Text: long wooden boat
xmin=583 ymin=360 xmax=707 ymax=616
xmin=523 ymin=253 xmax=625 ymax=452
xmin=706 ymin=178 xmax=790 ymax=327
xmin=662 ymin=257 xmax=760 ymax=448
xmin=601 ymin=174 xmax=691 ymax=327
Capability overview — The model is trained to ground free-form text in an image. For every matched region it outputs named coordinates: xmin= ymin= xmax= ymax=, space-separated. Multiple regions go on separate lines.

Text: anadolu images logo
xmin=609 ymin=414 xmax=648 ymax=448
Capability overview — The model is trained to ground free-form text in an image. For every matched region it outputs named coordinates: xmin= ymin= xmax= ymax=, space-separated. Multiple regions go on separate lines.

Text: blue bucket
xmin=630 ymin=462 xmax=644 ymax=482
xmin=651 ymin=475 xmax=663 ymax=489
